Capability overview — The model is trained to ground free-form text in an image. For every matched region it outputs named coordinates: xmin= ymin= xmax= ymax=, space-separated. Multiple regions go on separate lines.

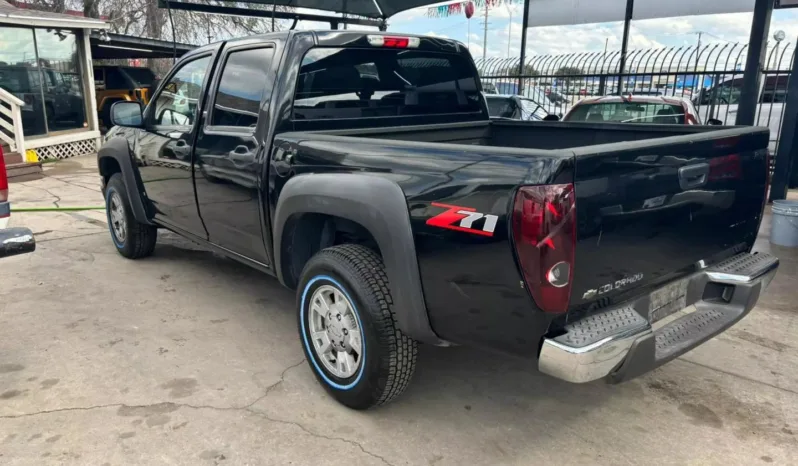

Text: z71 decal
xmin=426 ymin=202 xmax=498 ymax=237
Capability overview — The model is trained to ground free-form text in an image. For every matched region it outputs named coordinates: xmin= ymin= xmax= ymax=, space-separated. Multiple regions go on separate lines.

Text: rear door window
xmin=210 ymin=47 xmax=275 ymax=128
xmin=293 ymin=48 xmax=481 ymax=121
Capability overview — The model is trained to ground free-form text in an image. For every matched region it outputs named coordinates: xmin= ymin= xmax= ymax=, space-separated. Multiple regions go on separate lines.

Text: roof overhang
xmin=164 ymin=0 xmax=440 ymax=20
xmin=0 ymin=12 xmax=109 ymax=29
xmin=90 ymin=32 xmax=196 ymax=59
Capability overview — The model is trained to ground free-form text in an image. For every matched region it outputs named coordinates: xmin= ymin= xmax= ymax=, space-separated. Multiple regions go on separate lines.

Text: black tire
xmin=297 ymin=244 xmax=417 ymax=410
xmin=104 ymin=173 xmax=157 ymax=259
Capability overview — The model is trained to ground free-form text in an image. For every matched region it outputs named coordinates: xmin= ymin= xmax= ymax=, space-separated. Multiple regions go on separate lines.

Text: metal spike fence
xmin=475 ymin=42 xmax=795 ymax=159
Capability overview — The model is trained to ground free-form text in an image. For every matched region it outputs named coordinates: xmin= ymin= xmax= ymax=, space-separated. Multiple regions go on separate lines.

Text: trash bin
xmin=770 ymin=200 xmax=798 ymax=247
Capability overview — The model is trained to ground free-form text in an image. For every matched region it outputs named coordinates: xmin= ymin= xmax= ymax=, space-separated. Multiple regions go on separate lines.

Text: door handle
xmin=230 ymin=146 xmax=254 ymax=164
xmin=678 ymin=163 xmax=709 ymax=190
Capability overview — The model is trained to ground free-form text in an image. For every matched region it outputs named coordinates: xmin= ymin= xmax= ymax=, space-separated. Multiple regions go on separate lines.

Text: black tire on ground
xmin=297 ymin=244 xmax=418 ymax=410
xmin=104 ymin=173 xmax=157 ymax=259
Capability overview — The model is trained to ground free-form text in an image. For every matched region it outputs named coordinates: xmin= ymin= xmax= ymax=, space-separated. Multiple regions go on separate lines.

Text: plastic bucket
xmin=770 ymin=200 xmax=798 ymax=247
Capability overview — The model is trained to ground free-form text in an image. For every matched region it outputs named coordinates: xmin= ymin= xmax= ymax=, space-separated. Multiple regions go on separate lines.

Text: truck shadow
xmin=150 ymin=237 xmax=627 ymax=424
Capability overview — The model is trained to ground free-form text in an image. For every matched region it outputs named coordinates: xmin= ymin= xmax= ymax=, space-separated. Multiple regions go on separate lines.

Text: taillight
xmin=366 ymin=35 xmax=420 ymax=48
xmin=511 ymin=184 xmax=576 ymax=314
xmin=708 ymin=154 xmax=742 ymax=181
xmin=0 ymin=144 xmax=8 ymax=209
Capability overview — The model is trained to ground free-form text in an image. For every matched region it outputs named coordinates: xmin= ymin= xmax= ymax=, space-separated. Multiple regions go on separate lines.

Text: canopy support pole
xmin=737 ymin=0 xmax=775 ymax=126
xmin=770 ymin=36 xmax=798 ymax=200
xmin=617 ymin=0 xmax=634 ymax=95
xmin=517 ymin=0 xmax=530 ymax=94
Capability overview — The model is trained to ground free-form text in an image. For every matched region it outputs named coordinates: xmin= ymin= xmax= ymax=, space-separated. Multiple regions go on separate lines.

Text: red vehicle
xmin=562 ymin=95 xmax=715 ymax=125
xmin=0 ymin=145 xmax=36 ymax=258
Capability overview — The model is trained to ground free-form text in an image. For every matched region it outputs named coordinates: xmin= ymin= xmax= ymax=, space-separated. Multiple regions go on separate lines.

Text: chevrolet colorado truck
xmin=98 ymin=31 xmax=778 ymax=410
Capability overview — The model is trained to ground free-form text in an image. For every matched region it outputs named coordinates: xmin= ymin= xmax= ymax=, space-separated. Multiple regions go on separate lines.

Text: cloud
xmin=389 ymin=7 xmax=798 ymax=60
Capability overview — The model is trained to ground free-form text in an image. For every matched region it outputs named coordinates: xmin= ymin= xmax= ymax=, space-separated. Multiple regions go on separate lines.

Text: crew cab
xmin=99 ymin=31 xmax=778 ymax=410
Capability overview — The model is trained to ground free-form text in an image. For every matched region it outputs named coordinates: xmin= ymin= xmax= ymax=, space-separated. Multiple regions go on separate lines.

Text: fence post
xmin=737 ymin=0 xmax=775 ymax=126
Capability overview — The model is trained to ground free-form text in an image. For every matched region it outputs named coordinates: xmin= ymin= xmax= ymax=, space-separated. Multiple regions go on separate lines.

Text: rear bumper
xmin=538 ymin=252 xmax=779 ymax=384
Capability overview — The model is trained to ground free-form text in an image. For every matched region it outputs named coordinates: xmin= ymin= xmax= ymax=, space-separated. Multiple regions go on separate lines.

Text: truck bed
xmin=277 ymin=120 xmax=769 ymax=355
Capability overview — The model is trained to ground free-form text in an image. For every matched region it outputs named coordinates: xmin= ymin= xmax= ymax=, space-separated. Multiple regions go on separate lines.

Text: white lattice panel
xmin=34 ymin=138 xmax=98 ymax=161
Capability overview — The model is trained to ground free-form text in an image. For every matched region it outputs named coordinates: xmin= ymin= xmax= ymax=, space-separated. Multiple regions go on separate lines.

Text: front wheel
xmin=105 ymin=173 xmax=157 ymax=259
xmin=297 ymin=244 xmax=417 ymax=410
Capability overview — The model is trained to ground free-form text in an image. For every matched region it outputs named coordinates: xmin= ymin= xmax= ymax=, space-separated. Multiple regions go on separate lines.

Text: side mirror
xmin=110 ymin=101 xmax=143 ymax=128
xmin=0 ymin=227 xmax=35 ymax=259
xmin=707 ymin=118 xmax=723 ymax=126
xmin=543 ymin=114 xmax=560 ymax=121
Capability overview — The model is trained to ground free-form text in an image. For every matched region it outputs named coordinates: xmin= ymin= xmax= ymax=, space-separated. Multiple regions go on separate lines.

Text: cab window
xmin=151 ymin=56 xmax=211 ymax=127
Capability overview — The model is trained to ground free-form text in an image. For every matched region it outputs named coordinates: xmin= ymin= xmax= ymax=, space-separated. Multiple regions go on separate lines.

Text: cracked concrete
xmin=1 ymin=156 xmax=798 ymax=465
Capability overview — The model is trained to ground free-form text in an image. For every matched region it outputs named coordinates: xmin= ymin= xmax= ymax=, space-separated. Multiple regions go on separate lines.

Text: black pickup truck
xmin=99 ymin=31 xmax=778 ymax=410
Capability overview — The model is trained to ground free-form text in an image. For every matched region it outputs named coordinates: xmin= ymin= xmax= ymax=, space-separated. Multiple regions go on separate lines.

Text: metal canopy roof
xmin=90 ymin=32 xmax=196 ymax=59
xmin=0 ymin=0 xmax=108 ymax=29
xmin=165 ymin=0 xmax=432 ymax=20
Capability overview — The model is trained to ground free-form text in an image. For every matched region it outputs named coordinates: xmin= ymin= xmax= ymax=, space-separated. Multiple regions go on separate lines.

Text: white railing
xmin=0 ymin=88 xmax=25 ymax=156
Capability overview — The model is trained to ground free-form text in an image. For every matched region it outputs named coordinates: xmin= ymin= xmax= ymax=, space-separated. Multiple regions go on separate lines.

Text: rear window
xmin=293 ymin=47 xmax=481 ymax=121
xmin=486 ymin=96 xmax=514 ymax=118
xmin=566 ymin=102 xmax=686 ymax=124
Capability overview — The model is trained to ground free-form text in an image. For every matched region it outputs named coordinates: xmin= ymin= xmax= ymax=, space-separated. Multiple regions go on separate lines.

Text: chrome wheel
xmin=108 ymin=191 xmax=127 ymax=244
xmin=308 ymin=284 xmax=363 ymax=379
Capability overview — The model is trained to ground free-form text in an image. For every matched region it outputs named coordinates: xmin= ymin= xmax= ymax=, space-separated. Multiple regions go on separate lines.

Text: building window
xmin=0 ymin=26 xmax=88 ymax=141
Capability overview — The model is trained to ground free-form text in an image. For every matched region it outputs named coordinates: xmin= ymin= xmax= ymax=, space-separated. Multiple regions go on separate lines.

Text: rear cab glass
xmin=566 ymin=101 xmax=686 ymax=124
xmin=292 ymin=47 xmax=482 ymax=121
xmin=486 ymin=96 xmax=515 ymax=118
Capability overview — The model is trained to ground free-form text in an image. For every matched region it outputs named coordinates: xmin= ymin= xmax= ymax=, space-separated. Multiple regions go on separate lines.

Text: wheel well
xmin=280 ymin=213 xmax=381 ymax=289
xmin=99 ymin=156 xmax=121 ymax=184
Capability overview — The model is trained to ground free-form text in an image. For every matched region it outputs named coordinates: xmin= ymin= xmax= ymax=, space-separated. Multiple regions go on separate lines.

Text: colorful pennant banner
xmin=426 ymin=0 xmax=524 ymax=18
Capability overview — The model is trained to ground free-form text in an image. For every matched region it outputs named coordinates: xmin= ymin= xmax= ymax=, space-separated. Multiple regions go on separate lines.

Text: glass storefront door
xmin=0 ymin=26 xmax=88 ymax=141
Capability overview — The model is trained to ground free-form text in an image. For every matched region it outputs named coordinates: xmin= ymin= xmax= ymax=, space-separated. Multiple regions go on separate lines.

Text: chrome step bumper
xmin=539 ymin=252 xmax=779 ymax=384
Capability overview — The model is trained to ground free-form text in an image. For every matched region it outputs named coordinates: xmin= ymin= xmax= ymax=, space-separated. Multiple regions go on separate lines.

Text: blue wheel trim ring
xmin=105 ymin=187 xmax=125 ymax=249
xmin=300 ymin=275 xmax=366 ymax=390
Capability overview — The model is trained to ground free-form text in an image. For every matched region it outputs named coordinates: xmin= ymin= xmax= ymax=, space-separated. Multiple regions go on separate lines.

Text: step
xmin=705 ymin=252 xmax=779 ymax=284
xmin=2 ymin=151 xmax=24 ymax=166
xmin=6 ymin=162 xmax=43 ymax=179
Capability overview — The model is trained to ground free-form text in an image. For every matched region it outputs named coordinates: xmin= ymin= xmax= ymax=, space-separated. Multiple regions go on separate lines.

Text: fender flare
xmin=97 ymin=137 xmax=153 ymax=225
xmin=273 ymin=173 xmax=443 ymax=345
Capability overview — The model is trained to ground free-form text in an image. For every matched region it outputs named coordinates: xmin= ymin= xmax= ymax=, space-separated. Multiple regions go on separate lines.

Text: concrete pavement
xmin=0 ymin=156 xmax=796 ymax=465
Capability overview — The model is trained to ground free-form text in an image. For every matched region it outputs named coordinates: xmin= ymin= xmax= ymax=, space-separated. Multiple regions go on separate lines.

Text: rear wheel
xmin=297 ymin=244 xmax=417 ymax=410
xmin=105 ymin=173 xmax=157 ymax=259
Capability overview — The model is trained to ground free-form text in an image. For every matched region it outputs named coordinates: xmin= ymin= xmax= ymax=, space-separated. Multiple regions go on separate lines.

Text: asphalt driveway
xmin=1 ymin=156 xmax=796 ymax=465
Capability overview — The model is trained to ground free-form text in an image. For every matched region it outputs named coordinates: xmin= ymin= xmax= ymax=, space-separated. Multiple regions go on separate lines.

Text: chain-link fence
xmin=476 ymin=42 xmax=795 ymax=155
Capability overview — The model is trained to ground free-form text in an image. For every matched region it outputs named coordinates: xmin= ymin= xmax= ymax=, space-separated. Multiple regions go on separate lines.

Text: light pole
xmin=506 ymin=3 xmax=513 ymax=58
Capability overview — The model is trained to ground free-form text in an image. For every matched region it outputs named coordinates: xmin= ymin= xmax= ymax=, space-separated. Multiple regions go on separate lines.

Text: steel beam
xmin=157 ymin=0 xmax=383 ymax=28
xmin=736 ymin=0 xmax=775 ymax=126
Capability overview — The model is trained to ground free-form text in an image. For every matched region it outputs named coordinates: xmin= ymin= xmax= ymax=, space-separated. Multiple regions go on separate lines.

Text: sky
xmin=292 ymin=2 xmax=798 ymax=64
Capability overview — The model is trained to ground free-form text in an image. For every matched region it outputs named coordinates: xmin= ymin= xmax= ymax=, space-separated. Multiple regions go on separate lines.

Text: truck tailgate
xmin=569 ymin=127 xmax=770 ymax=314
